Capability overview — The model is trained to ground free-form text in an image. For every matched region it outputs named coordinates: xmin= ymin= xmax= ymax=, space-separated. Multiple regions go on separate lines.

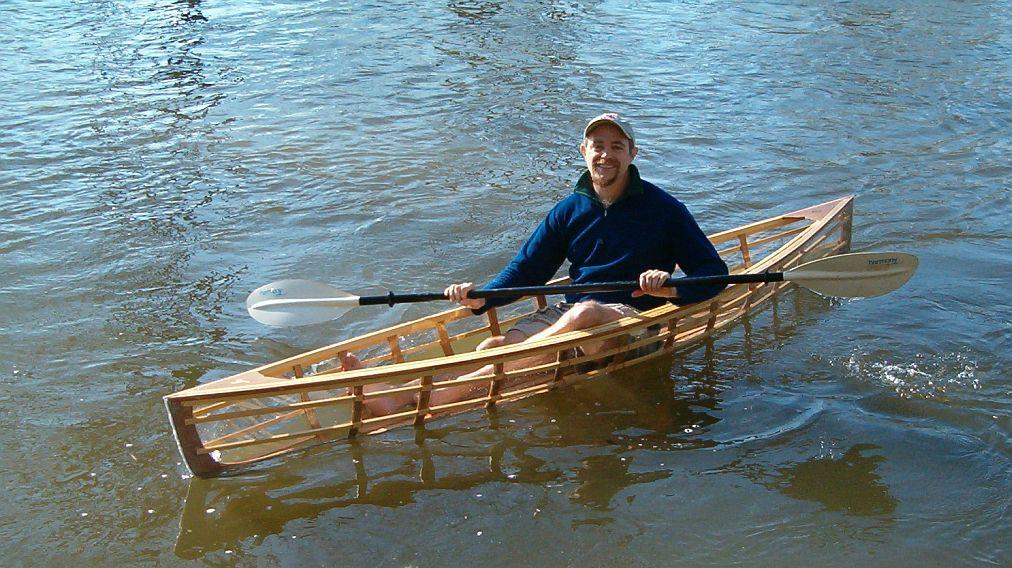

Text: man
xmin=353 ymin=113 xmax=728 ymax=415
xmin=445 ymin=112 xmax=728 ymax=342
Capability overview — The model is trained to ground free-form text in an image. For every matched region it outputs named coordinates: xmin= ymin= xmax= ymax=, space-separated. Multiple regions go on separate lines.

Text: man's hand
xmin=444 ymin=282 xmax=486 ymax=310
xmin=631 ymin=269 xmax=679 ymax=298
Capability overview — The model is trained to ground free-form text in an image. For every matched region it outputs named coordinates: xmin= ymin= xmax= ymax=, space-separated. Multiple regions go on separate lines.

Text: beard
xmin=589 ymin=163 xmax=621 ymax=187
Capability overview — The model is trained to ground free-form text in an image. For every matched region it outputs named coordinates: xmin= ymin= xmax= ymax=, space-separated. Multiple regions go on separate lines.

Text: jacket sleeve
xmin=472 ymin=208 xmax=568 ymax=315
xmin=668 ymin=201 xmax=728 ymax=305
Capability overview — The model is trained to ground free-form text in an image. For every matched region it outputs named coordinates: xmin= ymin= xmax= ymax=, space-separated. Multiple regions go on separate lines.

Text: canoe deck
xmin=165 ymin=196 xmax=854 ymax=477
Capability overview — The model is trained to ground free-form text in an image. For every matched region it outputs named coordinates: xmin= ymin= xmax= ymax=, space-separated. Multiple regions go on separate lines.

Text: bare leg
xmin=352 ymin=301 xmax=628 ymax=416
xmin=520 ymin=301 xmax=625 ymax=353
xmin=427 ymin=301 xmax=627 ymax=407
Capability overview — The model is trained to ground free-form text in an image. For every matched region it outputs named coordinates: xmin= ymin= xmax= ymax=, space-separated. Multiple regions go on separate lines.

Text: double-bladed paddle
xmin=246 ymin=251 xmax=918 ymax=327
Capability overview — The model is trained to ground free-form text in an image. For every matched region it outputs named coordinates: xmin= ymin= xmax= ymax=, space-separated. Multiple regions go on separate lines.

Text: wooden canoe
xmin=165 ymin=195 xmax=854 ymax=477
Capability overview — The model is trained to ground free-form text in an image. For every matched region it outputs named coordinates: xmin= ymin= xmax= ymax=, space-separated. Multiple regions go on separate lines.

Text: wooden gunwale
xmin=166 ymin=196 xmax=853 ymax=475
xmin=185 ymin=323 xmax=685 ymax=428
xmin=195 ymin=311 xmax=760 ymax=456
xmin=174 ymin=285 xmax=735 ymax=405
xmin=188 ymin=281 xmax=804 ymax=437
xmin=169 ymin=197 xmax=851 ymax=406
xmin=173 ymin=314 xmax=679 ymax=406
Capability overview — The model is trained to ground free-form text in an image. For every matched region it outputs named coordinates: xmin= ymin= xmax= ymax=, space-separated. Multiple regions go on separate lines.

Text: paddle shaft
xmin=355 ymin=272 xmax=782 ymax=307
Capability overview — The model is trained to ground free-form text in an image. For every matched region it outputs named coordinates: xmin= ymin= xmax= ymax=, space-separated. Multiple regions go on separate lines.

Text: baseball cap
xmin=583 ymin=113 xmax=635 ymax=143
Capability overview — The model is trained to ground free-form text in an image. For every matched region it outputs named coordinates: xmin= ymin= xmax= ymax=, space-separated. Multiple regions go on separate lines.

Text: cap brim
xmin=584 ymin=119 xmax=633 ymax=141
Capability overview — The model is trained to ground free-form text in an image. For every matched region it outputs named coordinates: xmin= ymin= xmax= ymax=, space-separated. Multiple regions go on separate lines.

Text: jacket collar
xmin=574 ymin=164 xmax=644 ymax=205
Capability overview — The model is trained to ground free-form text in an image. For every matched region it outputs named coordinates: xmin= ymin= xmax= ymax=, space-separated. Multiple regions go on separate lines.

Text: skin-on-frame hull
xmin=165 ymin=196 xmax=854 ymax=477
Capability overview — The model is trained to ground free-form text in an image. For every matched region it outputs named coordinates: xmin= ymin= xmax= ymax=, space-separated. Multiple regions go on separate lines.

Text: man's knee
xmin=560 ymin=301 xmax=619 ymax=330
xmin=477 ymin=330 xmax=528 ymax=350
xmin=476 ymin=335 xmax=508 ymax=350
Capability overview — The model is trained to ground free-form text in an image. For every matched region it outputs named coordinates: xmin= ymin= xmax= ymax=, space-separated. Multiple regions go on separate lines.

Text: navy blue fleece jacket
xmin=478 ymin=165 xmax=728 ymax=312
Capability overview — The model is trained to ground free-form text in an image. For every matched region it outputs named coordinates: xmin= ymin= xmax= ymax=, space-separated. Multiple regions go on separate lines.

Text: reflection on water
xmin=174 ymin=287 xmax=843 ymax=555
xmin=175 ymin=429 xmax=563 ymax=558
xmin=174 ymin=352 xmax=724 ymax=555
xmin=718 ymin=443 xmax=898 ymax=519
xmin=569 ymin=454 xmax=669 ymax=512
xmin=771 ymin=444 xmax=897 ymax=517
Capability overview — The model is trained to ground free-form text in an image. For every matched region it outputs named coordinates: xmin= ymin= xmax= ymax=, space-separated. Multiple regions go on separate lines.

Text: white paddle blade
xmin=246 ymin=279 xmax=360 ymax=327
xmin=786 ymin=252 xmax=918 ymax=298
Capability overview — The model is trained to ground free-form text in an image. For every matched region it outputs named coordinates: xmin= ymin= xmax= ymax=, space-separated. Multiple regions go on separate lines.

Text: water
xmin=2 ymin=0 xmax=1009 ymax=564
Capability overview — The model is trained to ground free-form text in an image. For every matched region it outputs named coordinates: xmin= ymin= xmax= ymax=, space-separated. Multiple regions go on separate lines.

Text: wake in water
xmin=844 ymin=349 xmax=982 ymax=400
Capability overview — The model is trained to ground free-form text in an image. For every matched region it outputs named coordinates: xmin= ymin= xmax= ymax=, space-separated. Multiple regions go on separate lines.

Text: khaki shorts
xmin=507 ymin=301 xmax=642 ymax=340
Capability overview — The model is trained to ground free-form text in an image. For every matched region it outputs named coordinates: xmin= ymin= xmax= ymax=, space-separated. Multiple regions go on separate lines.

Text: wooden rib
xmin=435 ymin=322 xmax=454 ymax=355
xmin=840 ymin=209 xmax=853 ymax=252
xmin=611 ymin=334 xmax=630 ymax=365
xmin=485 ymin=362 xmax=505 ymax=408
xmin=349 ymin=385 xmax=364 ymax=437
xmin=663 ymin=317 xmax=679 ymax=349
xmin=486 ymin=307 xmax=502 ymax=337
xmin=552 ymin=347 xmax=568 ymax=384
xmin=414 ymin=375 xmax=433 ymax=426
xmin=706 ymin=300 xmax=719 ymax=332
xmin=535 ymin=295 xmax=547 ymax=310
xmin=743 ymin=282 xmax=758 ymax=314
xmin=386 ymin=336 xmax=405 ymax=363
xmin=293 ymin=365 xmax=326 ymax=442
xmin=738 ymin=234 xmax=752 ymax=267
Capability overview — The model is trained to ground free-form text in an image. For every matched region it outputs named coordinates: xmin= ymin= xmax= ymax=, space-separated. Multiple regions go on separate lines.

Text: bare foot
xmin=342 ymin=352 xmax=417 ymax=416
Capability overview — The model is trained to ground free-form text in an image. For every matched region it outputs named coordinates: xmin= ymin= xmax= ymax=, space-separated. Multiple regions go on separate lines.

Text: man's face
xmin=580 ymin=123 xmax=637 ymax=189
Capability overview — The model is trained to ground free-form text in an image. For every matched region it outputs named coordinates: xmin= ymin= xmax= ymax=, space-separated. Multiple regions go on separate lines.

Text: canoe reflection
xmin=174 ymin=357 xmax=721 ymax=558
xmin=175 ymin=287 xmax=833 ymax=558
